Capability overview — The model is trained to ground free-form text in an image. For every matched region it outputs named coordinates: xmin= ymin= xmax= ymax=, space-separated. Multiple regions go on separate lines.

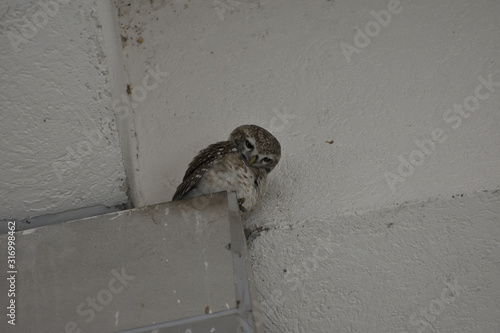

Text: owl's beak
xmin=248 ymin=156 xmax=257 ymax=165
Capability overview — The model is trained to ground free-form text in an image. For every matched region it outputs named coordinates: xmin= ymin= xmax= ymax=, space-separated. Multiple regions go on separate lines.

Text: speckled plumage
xmin=172 ymin=125 xmax=281 ymax=212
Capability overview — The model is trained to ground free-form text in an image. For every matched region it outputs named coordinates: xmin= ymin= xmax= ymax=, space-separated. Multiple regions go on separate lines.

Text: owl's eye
xmin=245 ymin=140 xmax=254 ymax=150
xmin=262 ymin=157 xmax=271 ymax=163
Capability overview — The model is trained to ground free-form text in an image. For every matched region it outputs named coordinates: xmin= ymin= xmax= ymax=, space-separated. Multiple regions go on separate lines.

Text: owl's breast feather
xmin=196 ymin=154 xmax=263 ymax=212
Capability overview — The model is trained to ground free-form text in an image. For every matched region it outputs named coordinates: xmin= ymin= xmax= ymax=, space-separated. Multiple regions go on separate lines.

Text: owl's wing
xmin=172 ymin=141 xmax=236 ymax=201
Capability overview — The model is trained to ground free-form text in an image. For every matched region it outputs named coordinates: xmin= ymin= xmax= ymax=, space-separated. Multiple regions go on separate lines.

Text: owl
xmin=172 ymin=124 xmax=281 ymax=212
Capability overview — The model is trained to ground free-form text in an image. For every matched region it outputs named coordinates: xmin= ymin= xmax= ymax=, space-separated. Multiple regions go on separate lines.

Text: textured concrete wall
xmin=253 ymin=190 xmax=500 ymax=332
xmin=115 ymin=0 xmax=500 ymax=331
xmin=115 ymin=0 xmax=499 ymax=211
xmin=2 ymin=0 xmax=496 ymax=331
xmin=0 ymin=0 xmax=128 ymax=220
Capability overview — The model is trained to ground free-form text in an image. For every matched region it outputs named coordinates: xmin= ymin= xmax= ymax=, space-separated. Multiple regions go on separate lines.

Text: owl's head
xmin=229 ymin=124 xmax=281 ymax=173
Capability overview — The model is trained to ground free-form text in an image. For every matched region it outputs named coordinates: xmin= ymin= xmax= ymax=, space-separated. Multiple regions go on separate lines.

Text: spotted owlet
xmin=172 ymin=124 xmax=281 ymax=212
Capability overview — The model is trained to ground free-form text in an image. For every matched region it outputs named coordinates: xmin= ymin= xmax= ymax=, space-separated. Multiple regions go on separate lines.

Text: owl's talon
xmin=238 ymin=198 xmax=247 ymax=212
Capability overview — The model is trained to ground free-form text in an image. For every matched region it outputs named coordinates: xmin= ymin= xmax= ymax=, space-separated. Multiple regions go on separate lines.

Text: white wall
xmin=116 ymin=0 xmax=499 ymax=212
xmin=2 ymin=0 xmax=498 ymax=332
xmin=0 ymin=0 xmax=128 ymax=220
xmin=115 ymin=0 xmax=500 ymax=331
xmin=252 ymin=190 xmax=500 ymax=332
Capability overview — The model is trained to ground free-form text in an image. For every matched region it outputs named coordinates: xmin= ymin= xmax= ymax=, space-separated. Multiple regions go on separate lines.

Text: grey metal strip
xmin=227 ymin=192 xmax=263 ymax=333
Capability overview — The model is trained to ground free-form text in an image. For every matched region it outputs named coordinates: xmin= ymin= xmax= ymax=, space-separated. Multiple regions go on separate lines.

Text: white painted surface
xmin=0 ymin=0 xmax=128 ymax=220
xmin=116 ymin=0 xmax=500 ymax=212
xmin=1 ymin=0 xmax=498 ymax=332
xmin=115 ymin=0 xmax=500 ymax=331
xmin=251 ymin=190 xmax=500 ymax=332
